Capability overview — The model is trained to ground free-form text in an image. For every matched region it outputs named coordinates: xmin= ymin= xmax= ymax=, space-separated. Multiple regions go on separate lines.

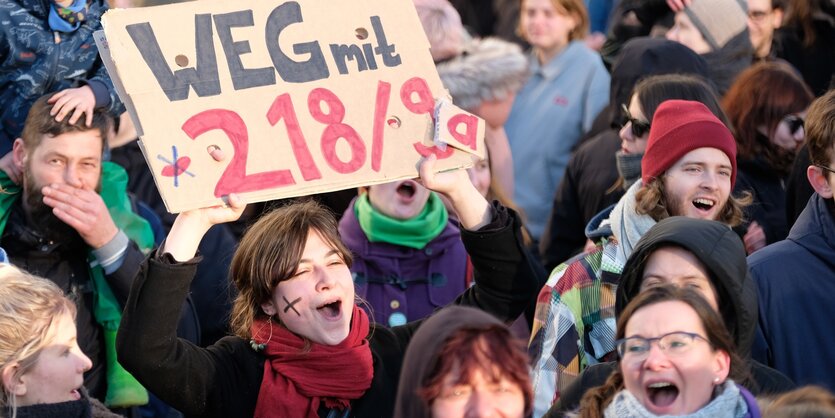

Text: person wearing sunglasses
xmin=560 ymin=73 xmax=730 ymax=256
xmin=574 ymin=285 xmax=761 ymax=418
xmin=539 ymin=38 xmax=714 ymax=273
xmin=615 ymin=74 xmax=730 ymax=192
xmin=722 ymin=61 xmax=815 ymax=254
xmin=748 ymin=88 xmax=835 ymax=392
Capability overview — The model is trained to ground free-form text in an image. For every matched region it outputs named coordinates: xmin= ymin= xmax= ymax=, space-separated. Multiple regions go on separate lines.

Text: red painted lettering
xmin=182 ymin=109 xmax=296 ymax=197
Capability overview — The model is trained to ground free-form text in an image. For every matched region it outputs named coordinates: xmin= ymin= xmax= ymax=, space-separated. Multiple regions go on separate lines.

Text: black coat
xmin=117 ymin=204 xmax=539 ymax=418
xmin=1 ymin=201 xmax=144 ymax=401
xmin=539 ymin=130 xmax=622 ymax=271
xmin=735 ymin=157 xmax=791 ymax=245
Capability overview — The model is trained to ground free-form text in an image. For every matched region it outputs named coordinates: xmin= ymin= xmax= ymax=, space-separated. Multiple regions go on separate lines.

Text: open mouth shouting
xmin=316 ymin=298 xmax=343 ymax=321
xmin=395 ymin=180 xmax=418 ymax=202
xmin=691 ymin=197 xmax=716 ymax=214
xmin=645 ymin=381 xmax=680 ymax=413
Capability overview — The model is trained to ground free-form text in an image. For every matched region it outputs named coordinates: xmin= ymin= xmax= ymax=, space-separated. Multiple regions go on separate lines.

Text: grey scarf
xmin=615 ymin=151 xmax=643 ymax=191
xmin=609 ymin=180 xmax=656 ymax=263
xmin=604 ymin=381 xmax=749 ymax=418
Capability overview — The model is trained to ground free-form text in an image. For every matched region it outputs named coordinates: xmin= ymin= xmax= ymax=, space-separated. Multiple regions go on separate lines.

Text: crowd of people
xmin=0 ymin=0 xmax=834 ymax=417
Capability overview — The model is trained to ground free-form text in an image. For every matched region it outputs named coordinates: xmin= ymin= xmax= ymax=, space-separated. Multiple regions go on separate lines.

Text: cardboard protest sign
xmin=98 ymin=0 xmax=485 ymax=213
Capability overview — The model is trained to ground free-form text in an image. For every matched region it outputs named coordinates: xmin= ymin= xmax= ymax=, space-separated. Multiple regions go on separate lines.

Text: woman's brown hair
xmin=418 ymin=325 xmax=533 ymax=416
xmin=578 ymin=285 xmax=748 ymax=418
xmin=722 ymin=62 xmax=814 ymax=174
xmin=228 ymin=199 xmax=353 ymax=339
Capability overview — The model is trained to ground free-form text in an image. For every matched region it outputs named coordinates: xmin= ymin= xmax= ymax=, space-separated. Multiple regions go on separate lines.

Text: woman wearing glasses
xmin=722 ymin=61 xmax=815 ymax=254
xmin=575 ymin=285 xmax=760 ymax=418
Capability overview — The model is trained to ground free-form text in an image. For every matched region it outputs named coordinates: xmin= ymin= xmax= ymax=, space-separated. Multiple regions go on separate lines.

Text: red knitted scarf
xmin=252 ymin=305 xmax=374 ymax=418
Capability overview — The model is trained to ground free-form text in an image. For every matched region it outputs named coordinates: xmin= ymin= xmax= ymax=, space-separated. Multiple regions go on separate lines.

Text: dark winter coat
xmin=735 ymin=157 xmax=791 ymax=246
xmin=773 ymin=17 xmax=835 ymax=97
xmin=749 ymin=194 xmax=835 ymax=391
xmin=1 ymin=201 xmax=145 ymax=400
xmin=117 ymin=203 xmax=539 ymax=418
xmin=4 ymin=388 xmax=121 ymax=418
xmin=0 ymin=0 xmax=124 ymax=154
xmin=545 ymin=217 xmax=795 ymax=417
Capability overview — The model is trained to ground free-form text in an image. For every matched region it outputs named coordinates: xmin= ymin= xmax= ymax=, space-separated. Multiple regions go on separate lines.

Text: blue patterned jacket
xmin=0 ymin=0 xmax=124 ymax=154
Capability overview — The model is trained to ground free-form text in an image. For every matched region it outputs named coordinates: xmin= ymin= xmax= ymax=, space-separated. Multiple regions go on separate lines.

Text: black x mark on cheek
xmin=283 ymin=296 xmax=302 ymax=316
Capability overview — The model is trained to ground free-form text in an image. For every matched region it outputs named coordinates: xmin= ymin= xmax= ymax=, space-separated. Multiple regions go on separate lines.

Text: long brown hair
xmin=228 ymin=199 xmax=353 ymax=339
xmin=609 ymin=75 xmax=728 ymax=193
xmin=634 ymin=177 xmax=750 ymax=227
xmin=578 ymin=286 xmax=748 ymax=417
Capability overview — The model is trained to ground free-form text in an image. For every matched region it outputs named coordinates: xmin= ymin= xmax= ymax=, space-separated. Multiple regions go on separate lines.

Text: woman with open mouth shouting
xmin=575 ymin=285 xmax=760 ymax=418
xmin=116 ymin=154 xmax=539 ymax=418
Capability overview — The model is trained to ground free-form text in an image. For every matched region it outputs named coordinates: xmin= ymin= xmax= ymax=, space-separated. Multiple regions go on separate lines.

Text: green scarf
xmin=0 ymin=162 xmax=152 ymax=408
xmin=355 ymin=192 xmax=448 ymax=250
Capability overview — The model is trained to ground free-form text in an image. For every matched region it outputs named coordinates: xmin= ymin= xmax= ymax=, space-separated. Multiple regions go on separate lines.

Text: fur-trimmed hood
xmin=436 ymin=37 xmax=528 ymax=110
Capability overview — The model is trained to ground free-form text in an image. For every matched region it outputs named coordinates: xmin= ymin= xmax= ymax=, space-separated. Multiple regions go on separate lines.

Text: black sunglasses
xmin=620 ymin=104 xmax=651 ymax=139
xmin=783 ymin=114 xmax=805 ymax=136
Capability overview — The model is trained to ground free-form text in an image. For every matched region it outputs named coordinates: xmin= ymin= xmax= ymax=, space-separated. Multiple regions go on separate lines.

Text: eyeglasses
xmin=815 ymin=164 xmax=835 ymax=176
xmin=620 ymin=104 xmax=651 ymax=139
xmin=748 ymin=9 xmax=772 ymax=22
xmin=782 ymin=114 xmax=805 ymax=136
xmin=615 ymin=331 xmax=710 ymax=361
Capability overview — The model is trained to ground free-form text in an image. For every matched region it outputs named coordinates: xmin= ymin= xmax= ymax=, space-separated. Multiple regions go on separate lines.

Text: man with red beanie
xmin=529 ymin=99 xmax=750 ymax=416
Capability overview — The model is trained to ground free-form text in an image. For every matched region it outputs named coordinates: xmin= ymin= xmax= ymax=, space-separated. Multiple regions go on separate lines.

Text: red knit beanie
xmin=641 ymin=100 xmax=737 ymax=187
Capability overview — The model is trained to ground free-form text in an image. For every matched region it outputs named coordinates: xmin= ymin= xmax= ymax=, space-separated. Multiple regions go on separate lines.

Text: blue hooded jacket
xmin=0 ymin=0 xmax=124 ymax=154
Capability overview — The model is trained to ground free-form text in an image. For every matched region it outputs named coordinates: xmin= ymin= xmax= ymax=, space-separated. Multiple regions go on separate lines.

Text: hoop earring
xmin=249 ymin=316 xmax=274 ymax=352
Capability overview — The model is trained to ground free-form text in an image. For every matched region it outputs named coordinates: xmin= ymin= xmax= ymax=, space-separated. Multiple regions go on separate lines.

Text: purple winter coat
xmin=339 ymin=198 xmax=468 ymax=326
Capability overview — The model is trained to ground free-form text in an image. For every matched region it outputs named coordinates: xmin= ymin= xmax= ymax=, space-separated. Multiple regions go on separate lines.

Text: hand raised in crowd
xmin=163 ymin=145 xmax=244 ymax=261
xmin=164 ymin=194 xmax=245 ymax=262
xmin=48 ymin=86 xmax=96 ymax=126
xmin=0 ymin=151 xmax=22 ymax=184
xmin=41 ymin=183 xmax=119 ymax=249
xmin=743 ymin=220 xmax=767 ymax=254
xmin=418 ymin=154 xmax=491 ymax=230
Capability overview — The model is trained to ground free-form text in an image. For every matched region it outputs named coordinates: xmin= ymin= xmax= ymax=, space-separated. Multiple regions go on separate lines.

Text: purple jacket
xmin=339 ymin=199 xmax=468 ymax=326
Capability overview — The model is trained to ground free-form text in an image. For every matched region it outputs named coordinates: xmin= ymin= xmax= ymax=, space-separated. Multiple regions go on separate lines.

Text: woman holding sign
xmin=116 ymin=155 xmax=538 ymax=418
